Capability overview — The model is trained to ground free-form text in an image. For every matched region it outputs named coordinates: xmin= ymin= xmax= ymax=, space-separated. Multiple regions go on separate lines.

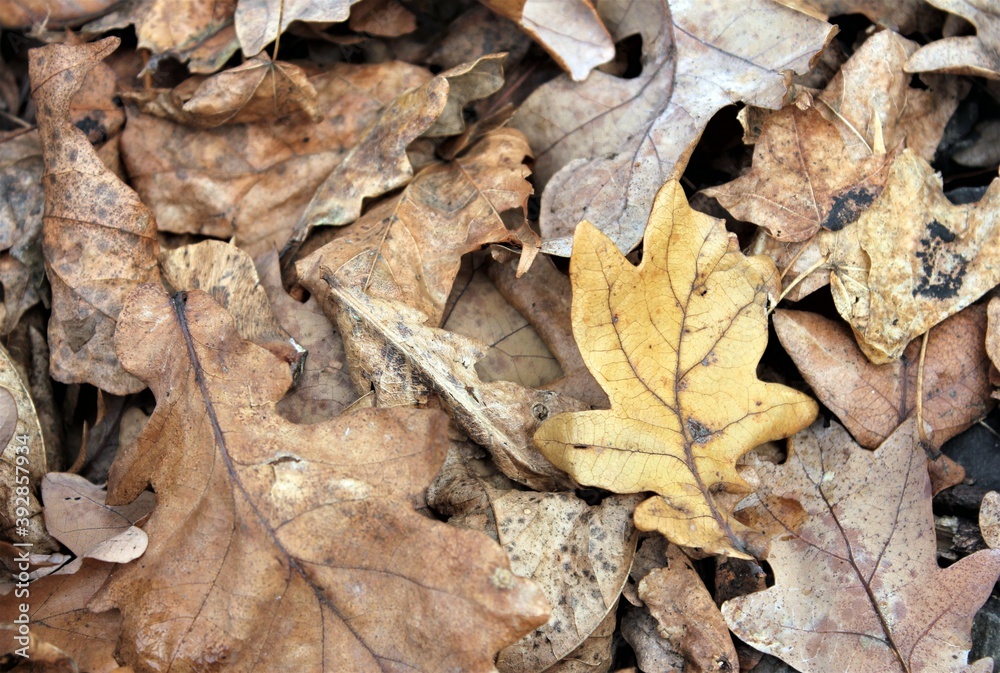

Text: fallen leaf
xmin=541 ymin=605 xmax=617 ymax=673
xmin=256 ymin=250 xmax=357 ymax=424
xmin=296 ymin=127 xmax=535 ymax=325
xmin=161 ymin=240 xmax=305 ymax=371
xmin=0 ymin=560 xmax=125 ymax=673
xmin=0 ymin=342 xmax=54 ymax=550
xmin=533 ymin=181 xmax=818 ymax=558
xmin=829 ymin=149 xmax=1000 ymax=363
xmin=284 ymin=53 xmax=507 ymax=259
xmin=906 ymin=0 xmax=1000 ymax=78
xmin=121 ymin=60 xmax=433 ymax=256
xmin=0 ymin=130 xmax=45 ymax=335
xmin=329 ymin=280 xmax=587 ymax=490
xmin=953 ymin=120 xmax=1000 ymax=167
xmin=510 ymin=0 xmax=834 ymax=256
xmin=723 ymin=418 xmax=1000 ymax=673
xmin=130 ymin=53 xmax=320 ymax=127
xmin=348 ymin=0 xmax=417 ymax=37
xmin=703 ymin=103 xmax=893 ymax=242
xmin=31 ymin=38 xmax=161 ymax=394
xmin=479 ymin=0 xmax=614 ymax=81
xmin=980 ymin=490 xmax=1000 ymax=549
xmin=986 ymin=296 xmax=1000 ymax=397
xmin=774 ymin=306 xmax=993 ymax=451
xmin=41 ymin=472 xmax=154 ymax=572
xmin=429 ymin=444 xmax=639 ymax=673
xmin=621 ymin=538 xmax=738 ymax=673
xmin=776 ymin=0 xmax=931 ymax=32
xmin=236 ymin=0 xmax=363 ymax=57
xmin=90 ymin=283 xmax=549 ymax=671
xmin=487 ymin=255 xmax=608 ymax=408
xmin=0 ymin=0 xmax=118 ymax=27
xmin=442 ymin=260 xmax=564 ymax=389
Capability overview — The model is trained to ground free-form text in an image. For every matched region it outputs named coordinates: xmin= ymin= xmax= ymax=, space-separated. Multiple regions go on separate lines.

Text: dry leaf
xmin=954 ymin=120 xmax=1000 ymax=167
xmin=31 ymin=38 xmax=160 ymax=395
xmin=160 ymin=240 xmax=305 ymax=371
xmin=0 ymin=0 xmax=118 ymax=27
xmin=131 ymin=53 xmax=320 ymax=127
xmin=0 ymin=130 xmax=45 ymax=335
xmin=987 ymin=296 xmax=1000 ymax=397
xmin=348 ymin=0 xmax=417 ymax=37
xmin=256 ymin=250 xmax=356 ymax=424
xmin=776 ymin=0 xmax=930 ymax=32
xmin=442 ymin=261 xmax=564 ymax=389
xmin=533 ymin=181 xmax=818 ymax=558
xmin=829 ymin=149 xmax=1000 ymax=363
xmin=510 ymin=0 xmax=834 ymax=256
xmin=775 ymin=306 xmax=993 ymax=451
xmin=121 ymin=60 xmax=432 ymax=256
xmin=622 ymin=538 xmax=737 ymax=673
xmin=479 ymin=0 xmax=614 ymax=81
xmin=980 ymin=490 xmax=1000 ymax=549
xmin=0 ymin=342 xmax=53 ymax=550
xmin=297 ymin=127 xmax=535 ymax=325
xmin=541 ymin=605 xmax=617 ymax=673
xmin=284 ymin=53 xmax=507 ymax=259
xmin=487 ymin=255 xmax=608 ymax=408
xmin=236 ymin=0 xmax=363 ymax=57
xmin=723 ymin=418 xmax=1000 ymax=673
xmin=906 ymin=0 xmax=1000 ymax=78
xmin=430 ymin=447 xmax=639 ymax=673
xmin=0 ymin=560 xmax=124 ymax=673
xmin=89 ymin=284 xmax=549 ymax=671
xmin=329 ymin=280 xmax=587 ymax=490
xmin=703 ymin=103 xmax=893 ymax=242
xmin=41 ymin=472 xmax=154 ymax=572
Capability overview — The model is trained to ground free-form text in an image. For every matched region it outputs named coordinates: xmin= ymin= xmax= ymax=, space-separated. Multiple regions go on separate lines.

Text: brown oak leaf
xmin=724 ymin=418 xmax=1000 ymax=673
xmin=89 ymin=284 xmax=549 ymax=671
xmin=31 ymin=38 xmax=161 ymax=395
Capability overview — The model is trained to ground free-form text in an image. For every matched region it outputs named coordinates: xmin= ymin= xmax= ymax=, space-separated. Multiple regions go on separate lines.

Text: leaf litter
xmin=3 ymin=3 xmax=1000 ymax=672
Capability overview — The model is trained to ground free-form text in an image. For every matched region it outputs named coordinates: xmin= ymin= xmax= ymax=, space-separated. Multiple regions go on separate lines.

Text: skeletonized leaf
xmin=90 ymin=284 xmax=549 ymax=671
xmin=533 ymin=181 xmax=818 ymax=558
xmin=723 ymin=419 xmax=1000 ymax=673
xmin=31 ymin=38 xmax=161 ymax=395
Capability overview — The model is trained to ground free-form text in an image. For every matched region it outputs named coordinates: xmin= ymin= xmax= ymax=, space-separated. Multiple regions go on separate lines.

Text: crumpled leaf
xmin=829 ymin=149 xmax=1000 ymax=363
xmin=0 ymin=130 xmax=45 ymax=335
xmin=297 ymin=127 xmax=535 ymax=326
xmin=88 ymin=0 xmax=236 ymax=65
xmin=906 ymin=0 xmax=1000 ymax=78
xmin=428 ymin=442 xmax=639 ymax=673
xmin=257 ymin=251 xmax=356 ymax=424
xmin=126 ymin=53 xmax=320 ymax=128
xmin=31 ymin=38 xmax=160 ymax=395
xmin=988 ymin=296 xmax=1000 ymax=398
xmin=329 ymin=280 xmax=587 ymax=490
xmin=90 ymin=283 xmax=549 ymax=671
xmin=0 ymin=560 xmax=124 ymax=673
xmin=160 ymin=240 xmax=305 ymax=372
xmin=723 ymin=418 xmax=1000 ymax=673
xmin=236 ymin=0 xmax=363 ymax=57
xmin=479 ymin=0 xmax=614 ymax=81
xmin=542 ymin=605 xmax=617 ymax=673
xmin=348 ymin=0 xmax=417 ymax=37
xmin=621 ymin=537 xmax=738 ymax=673
xmin=0 ymin=342 xmax=53 ymax=550
xmin=283 ymin=53 xmax=507 ymax=259
xmin=533 ymin=181 xmax=818 ymax=558
xmin=703 ymin=102 xmax=893 ymax=242
xmin=776 ymin=0 xmax=931 ymax=32
xmin=775 ymin=306 xmax=993 ymax=452
xmin=121 ymin=60 xmax=431 ymax=256
xmin=41 ymin=472 xmax=154 ymax=573
xmin=510 ymin=0 xmax=834 ymax=256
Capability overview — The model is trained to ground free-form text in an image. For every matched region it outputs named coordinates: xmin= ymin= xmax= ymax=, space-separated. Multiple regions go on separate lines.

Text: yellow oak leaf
xmin=533 ymin=181 xmax=818 ymax=558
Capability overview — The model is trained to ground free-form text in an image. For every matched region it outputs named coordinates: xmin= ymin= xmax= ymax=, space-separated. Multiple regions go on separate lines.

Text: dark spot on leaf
xmin=913 ymin=219 xmax=967 ymax=300
xmin=823 ymin=186 xmax=877 ymax=231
